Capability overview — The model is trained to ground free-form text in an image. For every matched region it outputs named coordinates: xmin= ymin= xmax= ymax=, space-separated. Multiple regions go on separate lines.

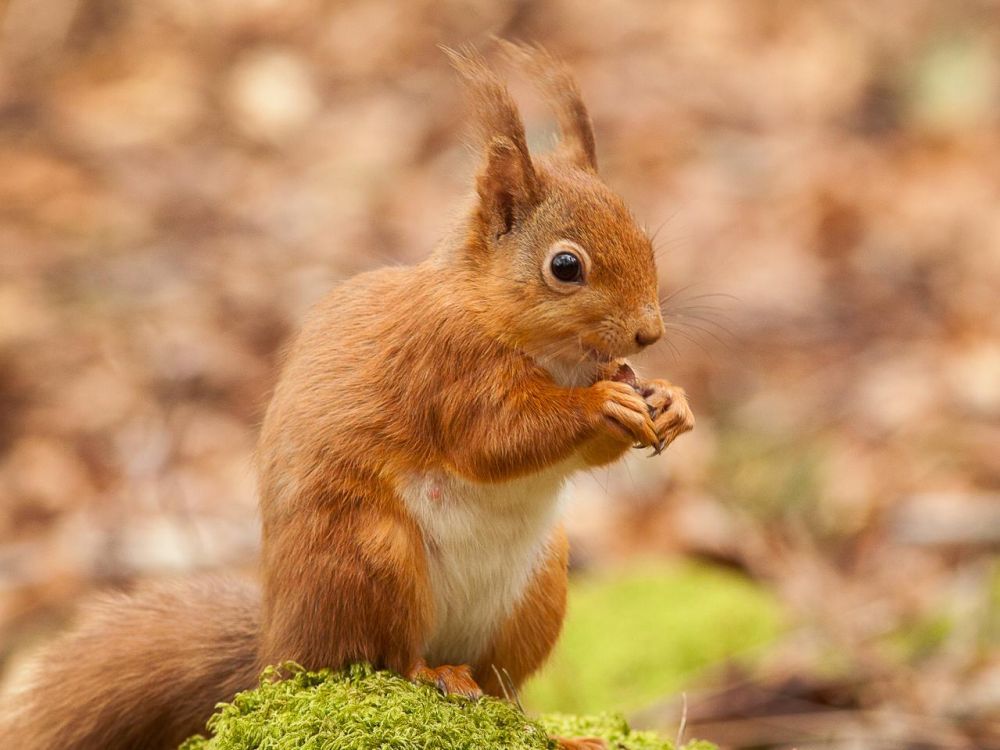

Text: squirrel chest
xmin=399 ymin=467 xmax=567 ymax=665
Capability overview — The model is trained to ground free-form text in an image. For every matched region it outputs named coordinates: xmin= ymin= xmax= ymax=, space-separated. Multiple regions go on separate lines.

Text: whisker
xmin=667 ymin=318 xmax=737 ymax=349
xmin=658 ymin=284 xmax=696 ymax=308
xmin=661 ymin=325 xmax=714 ymax=358
xmin=646 ymin=215 xmax=676 ymax=246
xmin=659 ymin=336 xmax=681 ymax=361
xmin=662 ymin=291 xmax=741 ymax=306
xmin=662 ymin=303 xmax=734 ymax=316
xmin=671 ymin=318 xmax=743 ymax=346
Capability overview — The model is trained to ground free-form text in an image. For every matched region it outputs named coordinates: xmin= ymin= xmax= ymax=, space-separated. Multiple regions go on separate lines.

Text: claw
xmin=649 ymin=439 xmax=665 ymax=457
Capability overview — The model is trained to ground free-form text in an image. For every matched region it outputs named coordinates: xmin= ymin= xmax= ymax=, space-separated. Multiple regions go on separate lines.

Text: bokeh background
xmin=1 ymin=1 xmax=998 ymax=747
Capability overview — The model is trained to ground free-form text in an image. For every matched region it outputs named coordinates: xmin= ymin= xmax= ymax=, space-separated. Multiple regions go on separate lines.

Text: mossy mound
xmin=179 ymin=664 xmax=716 ymax=750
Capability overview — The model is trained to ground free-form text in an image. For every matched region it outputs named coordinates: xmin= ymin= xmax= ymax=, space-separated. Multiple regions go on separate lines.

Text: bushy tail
xmin=3 ymin=576 xmax=261 ymax=750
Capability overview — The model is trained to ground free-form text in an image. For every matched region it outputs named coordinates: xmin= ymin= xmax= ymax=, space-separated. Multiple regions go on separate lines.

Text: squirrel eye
xmin=550 ymin=251 xmax=583 ymax=283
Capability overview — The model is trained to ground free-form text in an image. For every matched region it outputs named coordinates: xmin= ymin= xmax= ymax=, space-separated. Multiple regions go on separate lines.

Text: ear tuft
xmin=496 ymin=39 xmax=597 ymax=172
xmin=442 ymin=45 xmax=539 ymax=241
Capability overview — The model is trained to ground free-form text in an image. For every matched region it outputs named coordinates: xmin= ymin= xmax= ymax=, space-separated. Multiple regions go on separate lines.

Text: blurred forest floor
xmin=0 ymin=1 xmax=998 ymax=748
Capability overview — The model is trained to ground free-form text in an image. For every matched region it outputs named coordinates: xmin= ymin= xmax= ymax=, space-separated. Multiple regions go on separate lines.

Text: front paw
xmin=591 ymin=380 xmax=659 ymax=448
xmin=635 ymin=378 xmax=695 ymax=454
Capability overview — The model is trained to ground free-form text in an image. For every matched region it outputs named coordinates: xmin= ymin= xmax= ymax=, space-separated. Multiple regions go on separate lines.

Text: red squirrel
xmin=4 ymin=44 xmax=694 ymax=750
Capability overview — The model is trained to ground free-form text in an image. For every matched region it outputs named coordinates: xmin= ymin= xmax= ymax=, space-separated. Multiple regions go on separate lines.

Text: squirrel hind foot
xmin=408 ymin=662 xmax=483 ymax=700
xmin=553 ymin=737 xmax=609 ymax=750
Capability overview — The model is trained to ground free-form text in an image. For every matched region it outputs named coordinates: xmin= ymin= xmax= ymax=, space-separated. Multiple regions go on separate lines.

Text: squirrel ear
xmin=497 ymin=40 xmax=597 ymax=172
xmin=442 ymin=45 xmax=540 ymax=239
xmin=477 ymin=136 xmax=538 ymax=239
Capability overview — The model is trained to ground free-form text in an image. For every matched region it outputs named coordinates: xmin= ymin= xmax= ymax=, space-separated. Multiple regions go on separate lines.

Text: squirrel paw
xmin=636 ymin=379 xmax=695 ymax=455
xmin=409 ymin=662 xmax=483 ymax=700
xmin=592 ymin=380 xmax=659 ymax=448
xmin=552 ymin=737 xmax=608 ymax=750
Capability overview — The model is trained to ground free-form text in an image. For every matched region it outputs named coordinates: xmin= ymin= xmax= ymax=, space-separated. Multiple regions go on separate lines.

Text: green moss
xmin=525 ymin=563 xmax=783 ymax=714
xmin=180 ymin=664 xmax=715 ymax=750
xmin=883 ymin=612 xmax=954 ymax=663
xmin=539 ymin=714 xmax=715 ymax=750
xmin=177 ymin=566 xmax=762 ymax=748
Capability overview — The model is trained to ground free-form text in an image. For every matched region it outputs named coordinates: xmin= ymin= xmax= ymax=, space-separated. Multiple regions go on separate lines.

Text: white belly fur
xmin=399 ymin=465 xmax=570 ymax=665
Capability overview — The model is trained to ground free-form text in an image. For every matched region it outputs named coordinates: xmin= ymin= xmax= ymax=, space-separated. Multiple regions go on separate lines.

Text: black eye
xmin=550 ymin=251 xmax=583 ymax=283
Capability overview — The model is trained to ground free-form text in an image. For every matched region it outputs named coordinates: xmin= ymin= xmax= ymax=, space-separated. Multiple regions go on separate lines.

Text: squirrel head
xmin=447 ymin=43 xmax=664 ymax=383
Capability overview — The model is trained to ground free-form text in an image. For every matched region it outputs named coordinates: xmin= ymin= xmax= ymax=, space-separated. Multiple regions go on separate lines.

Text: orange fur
xmin=4 ymin=578 xmax=260 ymax=750
xmin=5 ymin=43 xmax=693 ymax=749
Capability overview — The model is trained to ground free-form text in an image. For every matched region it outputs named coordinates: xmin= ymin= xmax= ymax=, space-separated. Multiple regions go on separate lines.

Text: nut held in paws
xmin=610 ymin=363 xmax=638 ymax=388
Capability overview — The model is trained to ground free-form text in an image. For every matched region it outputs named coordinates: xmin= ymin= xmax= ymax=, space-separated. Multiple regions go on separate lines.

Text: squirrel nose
xmin=634 ymin=322 xmax=663 ymax=349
